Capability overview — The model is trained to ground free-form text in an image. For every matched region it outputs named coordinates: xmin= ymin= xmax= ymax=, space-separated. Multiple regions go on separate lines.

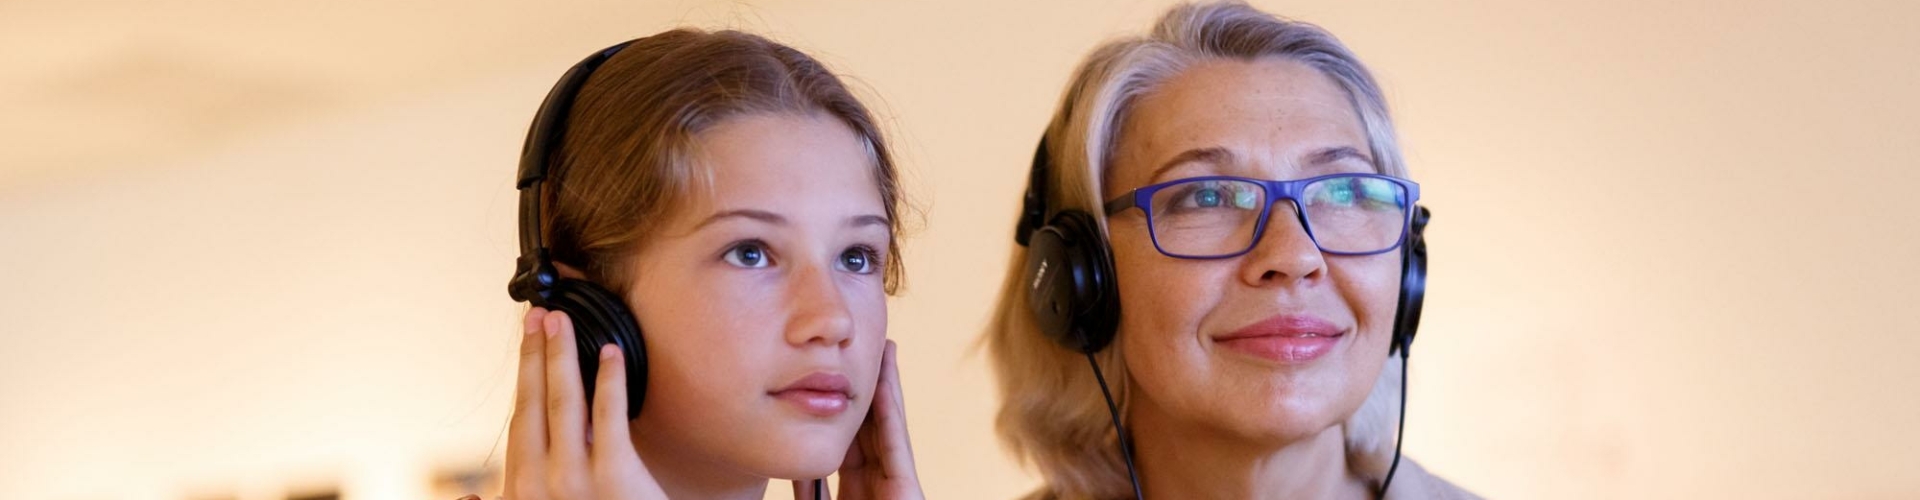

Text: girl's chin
xmin=752 ymin=457 xmax=844 ymax=483
xmin=748 ymin=431 xmax=859 ymax=478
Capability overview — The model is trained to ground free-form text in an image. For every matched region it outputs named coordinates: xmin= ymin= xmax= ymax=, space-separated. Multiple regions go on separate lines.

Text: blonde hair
xmin=546 ymin=28 xmax=905 ymax=298
xmin=984 ymin=2 xmax=1408 ymax=497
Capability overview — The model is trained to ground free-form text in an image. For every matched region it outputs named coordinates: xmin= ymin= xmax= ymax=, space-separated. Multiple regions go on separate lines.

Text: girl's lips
xmin=1213 ymin=314 xmax=1346 ymax=363
xmin=769 ymin=372 xmax=853 ymax=417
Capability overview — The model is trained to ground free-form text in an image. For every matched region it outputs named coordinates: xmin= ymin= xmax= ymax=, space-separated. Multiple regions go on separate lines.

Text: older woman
xmin=987 ymin=2 xmax=1476 ymax=499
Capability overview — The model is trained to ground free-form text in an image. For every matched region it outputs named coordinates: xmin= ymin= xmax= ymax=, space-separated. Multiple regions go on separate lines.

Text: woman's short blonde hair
xmin=984 ymin=2 xmax=1409 ymax=497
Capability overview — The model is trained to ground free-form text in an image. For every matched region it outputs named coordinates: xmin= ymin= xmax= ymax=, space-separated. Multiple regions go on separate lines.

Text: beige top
xmin=1018 ymin=457 xmax=1482 ymax=500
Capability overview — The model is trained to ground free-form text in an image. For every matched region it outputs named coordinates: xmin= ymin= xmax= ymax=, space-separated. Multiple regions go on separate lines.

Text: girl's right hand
xmin=504 ymin=307 xmax=668 ymax=500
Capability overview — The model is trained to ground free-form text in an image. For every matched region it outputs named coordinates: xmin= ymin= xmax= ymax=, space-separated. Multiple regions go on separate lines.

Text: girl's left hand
xmin=793 ymin=340 xmax=924 ymax=500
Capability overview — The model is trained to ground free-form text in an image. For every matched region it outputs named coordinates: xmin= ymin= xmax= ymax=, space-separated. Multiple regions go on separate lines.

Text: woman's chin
xmin=1202 ymin=392 xmax=1356 ymax=446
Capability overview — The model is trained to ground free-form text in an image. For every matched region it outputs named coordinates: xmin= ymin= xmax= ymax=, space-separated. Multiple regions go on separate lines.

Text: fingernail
xmin=544 ymin=313 xmax=561 ymax=338
xmin=600 ymin=344 xmax=619 ymax=361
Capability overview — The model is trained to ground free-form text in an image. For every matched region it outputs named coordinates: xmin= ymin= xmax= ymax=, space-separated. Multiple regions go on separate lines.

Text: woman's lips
xmin=769 ymin=372 xmax=853 ymax=417
xmin=1213 ymin=314 xmax=1346 ymax=363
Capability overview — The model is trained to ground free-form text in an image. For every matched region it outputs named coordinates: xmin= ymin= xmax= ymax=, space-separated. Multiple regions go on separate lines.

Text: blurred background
xmin=3 ymin=0 xmax=1918 ymax=498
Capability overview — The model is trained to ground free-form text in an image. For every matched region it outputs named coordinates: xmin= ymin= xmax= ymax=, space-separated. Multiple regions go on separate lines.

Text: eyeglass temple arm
xmin=1102 ymin=192 xmax=1138 ymax=216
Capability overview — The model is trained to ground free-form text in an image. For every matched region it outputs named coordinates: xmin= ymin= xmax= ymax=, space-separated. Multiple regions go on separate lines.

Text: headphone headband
xmin=509 ymin=41 xmax=634 ymax=303
xmin=1014 ymin=138 xmax=1051 ymax=247
xmin=517 ymin=41 xmax=633 ymax=188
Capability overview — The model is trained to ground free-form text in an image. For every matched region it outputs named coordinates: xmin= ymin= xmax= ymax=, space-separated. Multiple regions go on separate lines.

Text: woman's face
xmin=624 ymin=113 xmax=889 ymax=479
xmin=1106 ymin=58 xmax=1397 ymax=445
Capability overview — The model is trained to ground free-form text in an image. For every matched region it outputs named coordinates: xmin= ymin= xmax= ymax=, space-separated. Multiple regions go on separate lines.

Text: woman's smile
xmin=1212 ymin=313 xmax=1348 ymax=363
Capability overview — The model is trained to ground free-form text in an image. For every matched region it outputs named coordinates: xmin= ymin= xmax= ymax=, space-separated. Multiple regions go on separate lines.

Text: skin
xmin=502 ymin=113 xmax=922 ymax=500
xmin=1104 ymin=58 xmax=1399 ymax=499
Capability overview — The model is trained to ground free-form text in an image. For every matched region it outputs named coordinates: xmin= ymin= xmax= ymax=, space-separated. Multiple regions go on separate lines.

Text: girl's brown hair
xmin=543 ymin=28 xmax=905 ymax=296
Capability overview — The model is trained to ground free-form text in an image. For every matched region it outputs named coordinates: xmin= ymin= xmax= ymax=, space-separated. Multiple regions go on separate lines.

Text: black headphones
xmin=1014 ymin=138 xmax=1429 ymax=357
xmin=507 ymin=40 xmax=649 ymax=420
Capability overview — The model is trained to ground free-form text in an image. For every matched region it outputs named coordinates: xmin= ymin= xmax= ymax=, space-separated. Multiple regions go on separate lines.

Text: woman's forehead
xmin=1111 ymin=59 xmax=1367 ymax=184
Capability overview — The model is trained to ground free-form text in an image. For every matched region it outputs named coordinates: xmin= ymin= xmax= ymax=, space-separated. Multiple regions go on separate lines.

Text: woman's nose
xmin=1239 ymin=202 xmax=1328 ymax=287
xmin=784 ymin=262 xmax=856 ymax=348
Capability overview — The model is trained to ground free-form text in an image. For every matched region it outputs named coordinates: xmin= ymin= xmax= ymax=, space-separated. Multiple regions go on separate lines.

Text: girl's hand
xmin=504 ymin=307 xmax=668 ymax=500
xmin=797 ymin=340 xmax=924 ymax=500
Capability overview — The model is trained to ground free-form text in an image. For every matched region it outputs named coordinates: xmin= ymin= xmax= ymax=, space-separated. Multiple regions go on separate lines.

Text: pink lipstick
xmin=1213 ymin=314 xmax=1345 ymax=363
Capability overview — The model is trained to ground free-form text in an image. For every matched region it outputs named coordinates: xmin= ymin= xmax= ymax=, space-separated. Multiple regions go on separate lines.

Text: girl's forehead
xmin=670 ymin=113 xmax=887 ymax=227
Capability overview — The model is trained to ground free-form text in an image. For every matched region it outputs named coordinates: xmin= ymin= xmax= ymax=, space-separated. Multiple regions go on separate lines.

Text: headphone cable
xmin=1378 ymin=352 xmax=1409 ymax=498
xmin=1087 ymin=352 xmax=1145 ymax=500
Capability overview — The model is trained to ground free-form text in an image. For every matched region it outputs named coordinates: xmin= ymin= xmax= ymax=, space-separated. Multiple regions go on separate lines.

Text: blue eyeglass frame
xmin=1102 ymin=173 xmax=1421 ymax=259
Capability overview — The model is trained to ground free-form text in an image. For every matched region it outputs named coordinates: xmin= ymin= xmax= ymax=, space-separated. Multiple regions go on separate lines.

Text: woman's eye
xmin=1316 ymin=180 xmax=1358 ymax=206
xmin=838 ymin=247 xmax=879 ymax=274
xmin=1193 ymin=188 xmax=1223 ymax=207
xmin=1162 ymin=181 xmax=1259 ymax=213
xmin=723 ymin=242 xmax=772 ymax=268
xmin=1186 ymin=186 xmax=1226 ymax=208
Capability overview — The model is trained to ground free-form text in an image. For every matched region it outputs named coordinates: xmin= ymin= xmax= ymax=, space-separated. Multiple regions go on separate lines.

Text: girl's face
xmin=624 ymin=113 xmax=889 ymax=480
xmin=1105 ymin=58 xmax=1398 ymax=445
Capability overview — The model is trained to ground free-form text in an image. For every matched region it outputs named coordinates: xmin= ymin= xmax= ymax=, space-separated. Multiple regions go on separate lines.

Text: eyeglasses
xmin=1103 ymin=173 xmax=1420 ymax=259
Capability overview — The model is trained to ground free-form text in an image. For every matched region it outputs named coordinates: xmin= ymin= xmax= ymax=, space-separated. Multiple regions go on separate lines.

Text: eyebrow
xmin=848 ymin=214 xmax=891 ymax=229
xmin=692 ymin=209 xmax=889 ymax=231
xmin=1307 ymin=146 xmax=1374 ymax=167
xmin=1149 ymin=147 xmax=1234 ymax=183
xmin=692 ymin=209 xmax=786 ymax=231
xmin=1148 ymin=145 xmax=1374 ymax=182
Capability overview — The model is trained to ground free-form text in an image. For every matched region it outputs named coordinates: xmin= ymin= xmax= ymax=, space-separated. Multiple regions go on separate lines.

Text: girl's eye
xmin=723 ymin=242 xmax=772 ymax=268
xmin=838 ymin=246 xmax=879 ymax=275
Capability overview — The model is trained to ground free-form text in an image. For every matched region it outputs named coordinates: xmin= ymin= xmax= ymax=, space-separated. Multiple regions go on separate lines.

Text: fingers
xmin=587 ymin=343 xmax=670 ymax=499
xmin=542 ymin=311 xmax=591 ymax=496
xmin=508 ymin=308 xmax=665 ymax=500
xmin=589 ymin=344 xmax=630 ymax=448
xmin=835 ymin=340 xmax=923 ymax=500
xmin=872 ymin=340 xmax=918 ymax=481
xmin=589 ymin=344 xmax=643 ymax=479
xmin=506 ymin=307 xmax=551 ymax=499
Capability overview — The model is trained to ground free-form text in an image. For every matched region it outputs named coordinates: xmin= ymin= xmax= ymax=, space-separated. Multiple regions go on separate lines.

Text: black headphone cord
xmin=1377 ymin=352 xmax=1409 ymax=498
xmin=1087 ymin=352 xmax=1145 ymax=500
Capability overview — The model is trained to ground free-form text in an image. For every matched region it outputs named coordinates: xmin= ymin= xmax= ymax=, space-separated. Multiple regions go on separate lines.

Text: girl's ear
xmin=554 ymin=261 xmax=589 ymax=280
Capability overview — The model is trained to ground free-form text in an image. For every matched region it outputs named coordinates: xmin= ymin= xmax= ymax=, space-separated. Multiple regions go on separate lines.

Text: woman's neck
xmin=1127 ymin=397 xmax=1372 ymax=500
xmin=630 ymin=425 xmax=769 ymax=500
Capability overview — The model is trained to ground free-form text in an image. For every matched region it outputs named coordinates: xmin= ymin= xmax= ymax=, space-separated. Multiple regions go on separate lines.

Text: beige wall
xmin=4 ymin=0 xmax=1918 ymax=498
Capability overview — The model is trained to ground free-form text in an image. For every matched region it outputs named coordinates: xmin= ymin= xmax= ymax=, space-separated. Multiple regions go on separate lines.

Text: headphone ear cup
xmin=1024 ymin=211 xmax=1120 ymax=354
xmin=545 ymin=278 xmax=648 ymax=420
xmin=1392 ymin=206 xmax=1430 ymax=357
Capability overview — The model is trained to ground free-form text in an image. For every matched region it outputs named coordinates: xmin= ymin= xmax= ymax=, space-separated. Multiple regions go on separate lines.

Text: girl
xmin=500 ymin=29 xmax=922 ymax=500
